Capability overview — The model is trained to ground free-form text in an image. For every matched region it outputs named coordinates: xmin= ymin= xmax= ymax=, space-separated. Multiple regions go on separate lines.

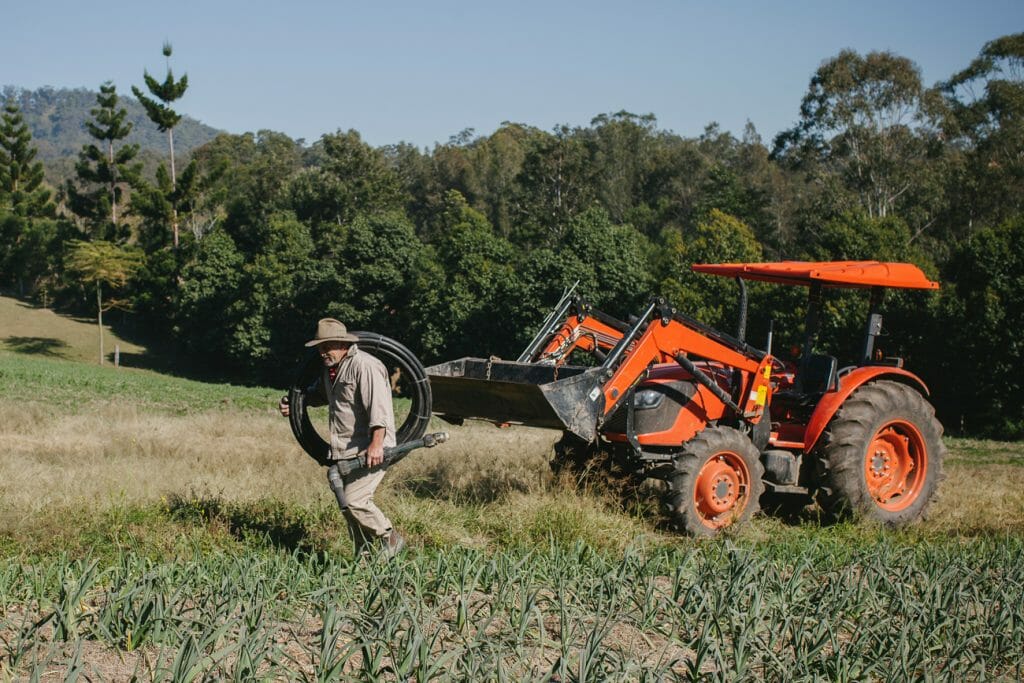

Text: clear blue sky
xmin=3 ymin=1 xmax=1021 ymax=148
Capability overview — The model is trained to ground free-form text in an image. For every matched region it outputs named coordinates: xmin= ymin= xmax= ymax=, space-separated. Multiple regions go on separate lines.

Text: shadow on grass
xmin=162 ymin=493 xmax=334 ymax=556
xmin=114 ymin=350 xmax=201 ymax=376
xmin=3 ymin=335 xmax=69 ymax=357
xmin=759 ymin=493 xmax=822 ymax=526
xmin=396 ymin=461 xmax=534 ymax=504
xmin=4 ymin=290 xmax=307 ymax=387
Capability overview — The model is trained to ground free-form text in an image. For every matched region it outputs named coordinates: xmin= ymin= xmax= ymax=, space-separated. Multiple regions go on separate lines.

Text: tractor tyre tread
xmin=662 ymin=426 xmax=765 ymax=537
xmin=816 ymin=380 xmax=945 ymax=525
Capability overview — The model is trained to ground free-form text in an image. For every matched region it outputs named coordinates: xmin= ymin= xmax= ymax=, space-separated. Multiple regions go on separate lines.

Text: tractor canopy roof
xmin=691 ymin=261 xmax=939 ymax=290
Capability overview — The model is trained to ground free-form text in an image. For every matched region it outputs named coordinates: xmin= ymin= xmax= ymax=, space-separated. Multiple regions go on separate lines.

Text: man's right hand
xmin=279 ymin=395 xmax=290 ymax=417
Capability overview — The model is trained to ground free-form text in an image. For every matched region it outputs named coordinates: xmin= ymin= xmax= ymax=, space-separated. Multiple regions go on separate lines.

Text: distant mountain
xmin=1 ymin=85 xmax=224 ymax=162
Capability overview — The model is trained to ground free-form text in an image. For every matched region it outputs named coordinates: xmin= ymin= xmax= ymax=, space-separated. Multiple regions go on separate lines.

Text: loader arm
xmin=535 ymin=313 xmax=626 ymax=365
xmin=599 ymin=311 xmax=775 ymax=425
xmin=427 ymin=299 xmax=775 ymax=442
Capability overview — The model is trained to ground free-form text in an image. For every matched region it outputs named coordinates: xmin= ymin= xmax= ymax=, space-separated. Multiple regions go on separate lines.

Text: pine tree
xmin=66 ymin=82 xmax=141 ymax=241
xmin=0 ymin=100 xmax=53 ymax=217
xmin=133 ymin=157 xmax=202 ymax=251
xmin=0 ymin=99 xmax=57 ymax=293
xmin=132 ymin=42 xmax=188 ymax=248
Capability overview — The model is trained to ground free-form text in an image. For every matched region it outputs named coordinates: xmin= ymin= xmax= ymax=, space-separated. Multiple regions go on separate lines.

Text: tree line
xmin=1 ymin=35 xmax=1022 ymax=437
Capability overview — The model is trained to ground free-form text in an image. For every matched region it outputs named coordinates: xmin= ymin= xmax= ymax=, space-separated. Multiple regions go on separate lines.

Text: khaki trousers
xmin=332 ymin=461 xmax=392 ymax=552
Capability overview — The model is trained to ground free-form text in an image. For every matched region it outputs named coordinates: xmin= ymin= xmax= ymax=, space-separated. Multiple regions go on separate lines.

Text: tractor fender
xmin=802 ymin=366 xmax=930 ymax=453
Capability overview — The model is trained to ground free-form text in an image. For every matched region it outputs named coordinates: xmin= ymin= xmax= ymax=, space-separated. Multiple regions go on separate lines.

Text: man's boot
xmin=383 ymin=529 xmax=406 ymax=559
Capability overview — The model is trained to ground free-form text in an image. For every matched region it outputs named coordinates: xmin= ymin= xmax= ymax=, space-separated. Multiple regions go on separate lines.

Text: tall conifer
xmin=67 ymin=82 xmax=141 ymax=242
xmin=133 ymin=42 xmax=188 ymax=248
xmin=0 ymin=99 xmax=58 ymax=294
xmin=0 ymin=100 xmax=53 ymax=217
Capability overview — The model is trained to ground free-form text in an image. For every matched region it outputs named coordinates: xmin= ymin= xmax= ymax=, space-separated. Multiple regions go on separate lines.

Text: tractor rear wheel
xmin=816 ymin=380 xmax=945 ymax=525
xmin=663 ymin=426 xmax=764 ymax=536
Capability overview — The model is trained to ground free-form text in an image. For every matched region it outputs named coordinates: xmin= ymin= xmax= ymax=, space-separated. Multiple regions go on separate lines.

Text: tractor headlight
xmin=634 ymin=389 xmax=665 ymax=409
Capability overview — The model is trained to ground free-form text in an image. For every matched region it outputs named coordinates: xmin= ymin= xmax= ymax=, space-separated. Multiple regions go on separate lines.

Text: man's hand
xmin=366 ymin=441 xmax=384 ymax=468
xmin=366 ymin=426 xmax=386 ymax=467
xmin=279 ymin=395 xmax=290 ymax=417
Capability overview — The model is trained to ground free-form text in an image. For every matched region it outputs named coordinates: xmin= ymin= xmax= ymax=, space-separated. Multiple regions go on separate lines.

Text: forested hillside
xmin=0 ymin=86 xmax=220 ymax=161
xmin=0 ymin=85 xmax=221 ymax=187
xmin=2 ymin=35 xmax=1023 ymax=437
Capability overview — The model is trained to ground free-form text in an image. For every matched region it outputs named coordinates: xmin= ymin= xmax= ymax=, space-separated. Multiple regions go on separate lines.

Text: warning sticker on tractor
xmin=589 ymin=387 xmax=601 ymax=402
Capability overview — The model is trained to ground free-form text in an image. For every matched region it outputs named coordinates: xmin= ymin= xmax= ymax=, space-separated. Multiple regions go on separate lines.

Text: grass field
xmin=1 ymin=300 xmax=1023 ymax=679
xmin=0 ymin=295 xmax=145 ymax=367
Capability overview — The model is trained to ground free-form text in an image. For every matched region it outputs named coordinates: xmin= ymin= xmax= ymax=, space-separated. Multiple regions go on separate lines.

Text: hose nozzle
xmin=421 ymin=431 xmax=449 ymax=448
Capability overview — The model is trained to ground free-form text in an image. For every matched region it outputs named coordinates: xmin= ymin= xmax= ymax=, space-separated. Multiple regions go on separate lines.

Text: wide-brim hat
xmin=305 ymin=318 xmax=359 ymax=346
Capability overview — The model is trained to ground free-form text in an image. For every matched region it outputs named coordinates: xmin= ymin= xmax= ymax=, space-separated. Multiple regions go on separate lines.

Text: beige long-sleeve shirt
xmin=316 ymin=344 xmax=397 ymax=460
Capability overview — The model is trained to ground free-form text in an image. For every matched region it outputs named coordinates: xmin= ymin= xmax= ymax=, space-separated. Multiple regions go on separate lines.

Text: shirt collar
xmin=326 ymin=343 xmax=359 ymax=384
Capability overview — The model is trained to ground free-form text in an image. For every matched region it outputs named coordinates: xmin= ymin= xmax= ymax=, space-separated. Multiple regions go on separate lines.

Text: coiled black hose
xmin=287 ymin=331 xmax=432 ymax=464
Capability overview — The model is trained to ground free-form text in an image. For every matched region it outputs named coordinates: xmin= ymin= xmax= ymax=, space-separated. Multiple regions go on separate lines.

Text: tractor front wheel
xmin=663 ymin=426 xmax=765 ymax=536
xmin=816 ymin=380 xmax=945 ymax=525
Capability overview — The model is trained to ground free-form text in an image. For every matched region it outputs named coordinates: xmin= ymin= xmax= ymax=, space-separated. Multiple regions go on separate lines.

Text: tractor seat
xmin=771 ymin=354 xmax=839 ymax=422
xmin=798 ymin=353 xmax=839 ymax=394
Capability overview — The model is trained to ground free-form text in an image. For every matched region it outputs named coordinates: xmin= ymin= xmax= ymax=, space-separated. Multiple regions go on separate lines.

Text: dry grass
xmin=0 ymin=400 xmax=322 ymax=518
xmin=0 ymin=398 xmax=561 ymax=513
xmin=0 ymin=396 xmax=658 ymax=552
xmin=930 ymin=440 xmax=1024 ymax=534
xmin=2 ymin=390 xmax=1022 ymax=552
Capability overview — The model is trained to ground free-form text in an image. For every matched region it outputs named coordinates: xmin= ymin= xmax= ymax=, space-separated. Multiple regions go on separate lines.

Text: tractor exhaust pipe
xmin=735 ymin=276 xmax=748 ymax=343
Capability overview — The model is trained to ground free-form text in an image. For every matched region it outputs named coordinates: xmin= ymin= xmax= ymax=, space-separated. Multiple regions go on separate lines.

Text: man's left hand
xmin=366 ymin=442 xmax=385 ymax=468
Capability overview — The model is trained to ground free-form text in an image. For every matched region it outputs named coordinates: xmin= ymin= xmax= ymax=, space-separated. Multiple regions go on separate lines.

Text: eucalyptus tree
xmin=514 ymin=125 xmax=594 ymax=245
xmin=773 ymin=50 xmax=944 ymax=228
xmin=584 ymin=111 xmax=658 ymax=225
xmin=938 ymin=32 xmax=1024 ymax=229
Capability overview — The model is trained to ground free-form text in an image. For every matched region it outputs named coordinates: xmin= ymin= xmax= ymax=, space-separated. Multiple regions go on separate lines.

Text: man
xmin=280 ymin=318 xmax=405 ymax=557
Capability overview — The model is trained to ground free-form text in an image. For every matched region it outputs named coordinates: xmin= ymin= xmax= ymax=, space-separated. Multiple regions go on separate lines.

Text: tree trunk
xmin=168 ymin=128 xmax=176 ymax=186
xmin=109 ymin=139 xmax=117 ymax=226
xmin=97 ymin=281 xmax=104 ymax=365
xmin=169 ymin=127 xmax=179 ymax=249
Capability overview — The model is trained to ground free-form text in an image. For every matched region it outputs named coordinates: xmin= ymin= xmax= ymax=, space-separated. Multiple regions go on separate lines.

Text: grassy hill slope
xmin=0 ymin=293 xmax=283 ymax=411
xmin=0 ymin=295 xmax=145 ymax=365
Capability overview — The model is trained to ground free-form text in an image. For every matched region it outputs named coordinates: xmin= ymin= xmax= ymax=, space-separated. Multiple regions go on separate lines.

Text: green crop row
xmin=1 ymin=534 xmax=1022 ymax=681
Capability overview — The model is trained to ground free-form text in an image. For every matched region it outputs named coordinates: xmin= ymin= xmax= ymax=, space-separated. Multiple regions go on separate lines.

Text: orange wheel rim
xmin=693 ymin=451 xmax=751 ymax=529
xmin=864 ymin=420 xmax=928 ymax=512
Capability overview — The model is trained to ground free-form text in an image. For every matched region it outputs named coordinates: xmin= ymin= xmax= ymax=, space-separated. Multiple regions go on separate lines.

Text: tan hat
xmin=305 ymin=318 xmax=359 ymax=346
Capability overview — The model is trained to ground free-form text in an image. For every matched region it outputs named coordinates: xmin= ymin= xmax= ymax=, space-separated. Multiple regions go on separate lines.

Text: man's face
xmin=318 ymin=340 xmax=351 ymax=367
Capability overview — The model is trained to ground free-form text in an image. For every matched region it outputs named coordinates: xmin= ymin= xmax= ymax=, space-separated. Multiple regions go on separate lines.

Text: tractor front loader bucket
xmin=426 ymin=358 xmax=605 ymax=442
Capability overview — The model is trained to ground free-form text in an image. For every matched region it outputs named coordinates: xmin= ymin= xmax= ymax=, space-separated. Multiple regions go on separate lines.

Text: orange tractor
xmin=427 ymin=261 xmax=945 ymax=536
